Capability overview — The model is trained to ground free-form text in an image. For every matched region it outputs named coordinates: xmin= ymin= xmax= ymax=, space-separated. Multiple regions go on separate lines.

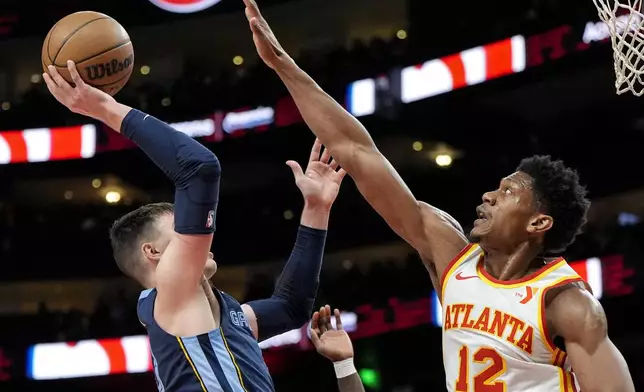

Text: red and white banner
xmin=0 ymin=125 xmax=96 ymax=165
xmin=401 ymin=35 xmax=526 ymax=103
xmin=27 ymin=336 xmax=152 ymax=380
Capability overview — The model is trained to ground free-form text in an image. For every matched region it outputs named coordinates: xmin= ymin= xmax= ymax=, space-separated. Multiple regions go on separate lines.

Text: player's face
xmin=152 ymin=213 xmax=218 ymax=275
xmin=470 ymin=172 xmax=551 ymax=249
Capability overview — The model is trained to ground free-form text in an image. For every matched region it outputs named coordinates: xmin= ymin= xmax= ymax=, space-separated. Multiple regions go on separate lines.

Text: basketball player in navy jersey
xmin=43 ymin=62 xmax=346 ymax=391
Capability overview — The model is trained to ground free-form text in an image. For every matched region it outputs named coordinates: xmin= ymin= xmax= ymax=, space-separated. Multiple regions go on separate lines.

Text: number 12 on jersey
xmin=455 ymin=345 xmax=507 ymax=392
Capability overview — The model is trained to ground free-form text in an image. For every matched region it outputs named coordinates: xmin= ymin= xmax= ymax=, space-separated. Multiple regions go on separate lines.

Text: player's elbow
xmin=196 ymin=156 xmax=222 ymax=181
xmin=275 ymin=295 xmax=314 ymax=328
xmin=176 ymin=152 xmax=221 ymax=186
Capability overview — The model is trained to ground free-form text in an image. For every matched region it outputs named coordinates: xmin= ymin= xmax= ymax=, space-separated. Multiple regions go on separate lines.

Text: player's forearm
xmin=275 ymin=63 xmax=376 ymax=170
xmin=337 ymin=374 xmax=366 ymax=392
xmin=246 ymin=225 xmax=326 ymax=340
xmin=95 ymin=99 xmax=133 ymax=133
xmin=118 ymin=109 xmax=221 ymax=234
xmin=300 ymin=202 xmax=331 ymax=230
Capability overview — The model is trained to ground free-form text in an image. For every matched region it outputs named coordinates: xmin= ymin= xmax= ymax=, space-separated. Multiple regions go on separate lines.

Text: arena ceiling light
xmin=148 ymin=0 xmax=223 ymax=14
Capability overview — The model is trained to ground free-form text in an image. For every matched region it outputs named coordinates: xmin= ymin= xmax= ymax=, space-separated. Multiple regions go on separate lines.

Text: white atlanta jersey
xmin=441 ymin=243 xmax=583 ymax=392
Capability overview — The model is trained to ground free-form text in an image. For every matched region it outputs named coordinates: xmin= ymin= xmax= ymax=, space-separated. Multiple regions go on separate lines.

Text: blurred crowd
xmin=0 ymin=0 xmax=599 ymax=131
xmin=0 ymin=218 xmax=640 ymax=349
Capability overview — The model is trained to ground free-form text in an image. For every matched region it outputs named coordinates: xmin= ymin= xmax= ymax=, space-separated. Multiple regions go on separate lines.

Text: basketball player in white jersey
xmin=243 ymin=1 xmax=635 ymax=390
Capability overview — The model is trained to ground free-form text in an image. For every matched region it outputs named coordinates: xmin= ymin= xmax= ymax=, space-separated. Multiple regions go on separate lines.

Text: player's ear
xmin=141 ymin=242 xmax=162 ymax=263
xmin=527 ymin=213 xmax=553 ymax=234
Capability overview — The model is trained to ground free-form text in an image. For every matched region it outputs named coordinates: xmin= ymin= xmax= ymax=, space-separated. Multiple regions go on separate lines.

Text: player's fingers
xmin=329 ymin=159 xmax=339 ymax=171
xmin=336 ymin=168 xmax=347 ymax=181
xmin=244 ymin=4 xmax=252 ymax=21
xmin=47 ymin=65 xmax=71 ymax=91
xmin=309 ymin=138 xmax=322 ymax=162
xmin=334 ymin=309 xmax=343 ymax=331
xmin=324 ymin=305 xmax=333 ymax=329
xmin=286 ymin=160 xmax=304 ymax=179
xmin=320 ymin=146 xmax=331 ymax=164
xmin=318 ymin=306 xmax=328 ymax=334
xmin=67 ymin=61 xmax=85 ymax=88
xmin=250 ymin=17 xmax=286 ymax=59
xmin=250 ymin=17 xmax=268 ymax=40
xmin=311 ymin=311 xmax=319 ymax=330
xmin=310 ymin=329 xmax=321 ymax=346
xmin=243 ymin=0 xmax=262 ymax=18
xmin=42 ymin=73 xmax=59 ymax=96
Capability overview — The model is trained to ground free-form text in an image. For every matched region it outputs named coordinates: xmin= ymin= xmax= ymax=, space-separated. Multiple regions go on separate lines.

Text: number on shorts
xmin=455 ymin=345 xmax=506 ymax=392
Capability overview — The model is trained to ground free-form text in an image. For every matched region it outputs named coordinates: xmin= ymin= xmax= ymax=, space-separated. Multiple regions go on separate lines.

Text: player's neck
xmin=201 ymin=277 xmax=221 ymax=327
xmin=482 ymin=241 xmax=543 ymax=281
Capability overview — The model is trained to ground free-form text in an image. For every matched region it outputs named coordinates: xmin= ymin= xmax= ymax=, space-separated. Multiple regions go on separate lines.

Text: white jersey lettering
xmin=441 ymin=244 xmax=583 ymax=392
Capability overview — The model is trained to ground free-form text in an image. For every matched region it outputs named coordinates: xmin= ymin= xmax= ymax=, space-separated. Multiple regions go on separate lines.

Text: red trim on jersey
xmin=539 ymin=276 xmax=584 ymax=357
xmin=562 ymin=369 xmax=571 ymax=391
xmin=476 ymin=256 xmax=564 ymax=286
xmin=554 ymin=350 xmax=563 ymax=367
xmin=570 ymin=371 xmax=578 ymax=392
xmin=558 ymin=351 xmax=568 ymax=368
xmin=439 ymin=243 xmax=474 ymax=290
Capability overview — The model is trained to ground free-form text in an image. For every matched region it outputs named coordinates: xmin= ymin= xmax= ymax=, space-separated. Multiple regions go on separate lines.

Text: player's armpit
xmin=550 ymin=287 xmax=634 ymax=392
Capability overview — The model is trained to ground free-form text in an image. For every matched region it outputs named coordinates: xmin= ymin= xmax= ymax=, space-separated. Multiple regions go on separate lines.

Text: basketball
xmin=42 ymin=11 xmax=134 ymax=96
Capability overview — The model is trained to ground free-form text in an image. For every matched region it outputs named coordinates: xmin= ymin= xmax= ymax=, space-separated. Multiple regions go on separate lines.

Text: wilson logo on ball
xmin=148 ymin=0 xmax=223 ymax=13
xmin=85 ymin=54 xmax=134 ymax=81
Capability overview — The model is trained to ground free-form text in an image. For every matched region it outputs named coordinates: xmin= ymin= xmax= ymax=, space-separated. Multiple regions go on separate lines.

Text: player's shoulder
xmin=548 ymin=282 xmax=599 ymax=316
xmin=547 ymin=283 xmax=607 ymax=340
xmin=218 ymin=290 xmax=242 ymax=306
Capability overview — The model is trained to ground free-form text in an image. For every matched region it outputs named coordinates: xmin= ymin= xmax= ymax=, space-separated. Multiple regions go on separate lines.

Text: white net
xmin=592 ymin=0 xmax=644 ymax=95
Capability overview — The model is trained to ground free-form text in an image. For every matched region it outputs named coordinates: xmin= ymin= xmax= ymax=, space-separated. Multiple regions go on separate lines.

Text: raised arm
xmin=44 ymin=63 xmax=220 ymax=321
xmin=242 ymin=140 xmax=346 ymax=341
xmin=549 ymin=287 xmax=634 ymax=392
xmin=311 ymin=306 xmax=366 ymax=392
xmin=243 ymin=0 xmax=467 ymax=276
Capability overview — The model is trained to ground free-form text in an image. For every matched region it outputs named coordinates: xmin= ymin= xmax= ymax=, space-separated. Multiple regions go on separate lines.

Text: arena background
xmin=0 ymin=0 xmax=642 ymax=390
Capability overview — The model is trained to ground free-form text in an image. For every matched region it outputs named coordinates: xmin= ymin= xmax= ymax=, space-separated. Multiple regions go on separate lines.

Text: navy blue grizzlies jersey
xmin=138 ymin=288 xmax=275 ymax=392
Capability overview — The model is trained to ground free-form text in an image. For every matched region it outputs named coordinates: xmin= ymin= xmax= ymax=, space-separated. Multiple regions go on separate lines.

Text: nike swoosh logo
xmin=455 ymin=272 xmax=478 ymax=281
xmin=143 ymin=115 xmax=150 ymax=121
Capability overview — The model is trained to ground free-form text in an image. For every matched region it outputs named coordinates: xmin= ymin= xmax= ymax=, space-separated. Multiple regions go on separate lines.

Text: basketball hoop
xmin=592 ymin=0 xmax=644 ymax=95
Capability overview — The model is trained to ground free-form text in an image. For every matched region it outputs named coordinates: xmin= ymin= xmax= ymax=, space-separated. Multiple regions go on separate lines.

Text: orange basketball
xmin=42 ymin=11 xmax=135 ymax=96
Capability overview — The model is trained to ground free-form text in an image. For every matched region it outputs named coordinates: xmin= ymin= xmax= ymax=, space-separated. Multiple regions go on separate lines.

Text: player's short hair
xmin=517 ymin=156 xmax=591 ymax=254
xmin=109 ymin=202 xmax=174 ymax=279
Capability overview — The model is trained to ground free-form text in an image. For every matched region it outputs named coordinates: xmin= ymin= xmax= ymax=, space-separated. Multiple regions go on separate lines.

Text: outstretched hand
xmin=43 ymin=61 xmax=115 ymax=119
xmin=287 ymin=139 xmax=346 ymax=209
xmin=310 ymin=305 xmax=354 ymax=362
xmin=242 ymin=0 xmax=293 ymax=70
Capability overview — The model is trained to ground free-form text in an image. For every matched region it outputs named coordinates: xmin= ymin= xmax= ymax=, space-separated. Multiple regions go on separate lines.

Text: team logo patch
xmin=148 ymin=0 xmax=222 ymax=14
xmin=206 ymin=210 xmax=215 ymax=228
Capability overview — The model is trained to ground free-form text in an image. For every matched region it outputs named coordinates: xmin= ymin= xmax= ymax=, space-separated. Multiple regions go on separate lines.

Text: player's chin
xmin=204 ymin=259 xmax=218 ymax=279
xmin=468 ymin=226 xmax=486 ymax=243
